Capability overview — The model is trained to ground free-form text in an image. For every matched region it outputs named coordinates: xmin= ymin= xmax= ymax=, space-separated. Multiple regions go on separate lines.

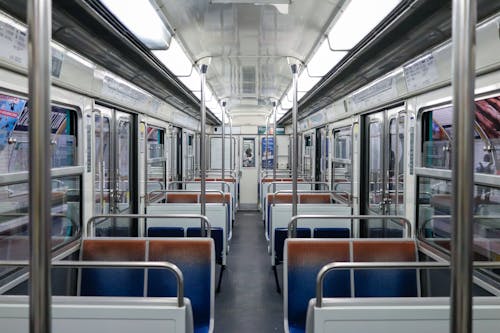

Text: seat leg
xmin=216 ymin=265 xmax=226 ymax=293
xmin=272 ymin=265 xmax=281 ymax=294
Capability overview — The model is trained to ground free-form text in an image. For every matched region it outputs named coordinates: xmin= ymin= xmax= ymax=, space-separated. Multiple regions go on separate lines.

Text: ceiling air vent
xmin=241 ymin=66 xmax=256 ymax=94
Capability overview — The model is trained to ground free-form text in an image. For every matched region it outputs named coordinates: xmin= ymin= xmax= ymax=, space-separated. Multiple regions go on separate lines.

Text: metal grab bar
xmin=288 ymin=214 xmax=412 ymax=238
xmin=146 ymin=189 xmax=227 ymax=204
xmin=0 ymin=260 xmax=184 ymax=307
xmin=270 ymin=190 xmax=351 ymax=204
xmin=167 ymin=181 xmax=231 ymax=193
xmin=86 ymin=214 xmax=212 ymax=238
xmin=266 ymin=181 xmax=330 ymax=193
xmin=315 ymin=261 xmax=500 ymax=307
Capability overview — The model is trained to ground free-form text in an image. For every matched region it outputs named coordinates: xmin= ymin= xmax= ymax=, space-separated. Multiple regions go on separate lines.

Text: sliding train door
xmin=362 ymin=107 xmax=405 ymax=232
xmin=94 ymin=106 xmax=137 ymax=235
xmin=315 ymin=127 xmax=328 ymax=183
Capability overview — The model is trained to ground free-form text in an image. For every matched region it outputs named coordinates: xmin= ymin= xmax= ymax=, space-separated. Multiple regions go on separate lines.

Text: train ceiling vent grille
xmin=241 ymin=65 xmax=256 ymax=94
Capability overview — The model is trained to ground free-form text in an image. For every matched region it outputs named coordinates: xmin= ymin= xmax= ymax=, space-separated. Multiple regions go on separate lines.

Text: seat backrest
xmin=148 ymin=238 xmax=214 ymax=333
xmin=299 ymin=194 xmax=331 ymax=204
xmin=205 ymin=192 xmax=231 ymax=204
xmin=352 ymin=239 xmax=418 ymax=297
xmin=166 ymin=193 xmax=199 ymax=203
xmin=80 ymin=239 xmax=147 ymax=296
xmin=268 ymin=193 xmax=293 ymax=204
xmin=306 ymin=297 xmax=500 ymax=333
xmin=285 ymin=239 xmax=350 ymax=333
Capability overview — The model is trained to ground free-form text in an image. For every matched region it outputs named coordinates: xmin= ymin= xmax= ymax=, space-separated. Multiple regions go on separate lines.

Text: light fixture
xmin=100 ymin=0 xmax=172 ymax=50
xmin=327 ymin=0 xmax=401 ymax=50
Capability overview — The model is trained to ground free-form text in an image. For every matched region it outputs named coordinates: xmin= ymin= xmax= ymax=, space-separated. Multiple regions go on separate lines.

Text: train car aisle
xmin=215 ymin=211 xmax=284 ymax=332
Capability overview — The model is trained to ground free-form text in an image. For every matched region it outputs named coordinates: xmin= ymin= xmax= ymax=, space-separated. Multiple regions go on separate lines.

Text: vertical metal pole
xmin=200 ymin=65 xmax=208 ymax=226
xmin=273 ymin=102 xmax=277 ymax=192
xmin=229 ymin=116 xmax=233 ymax=173
xmin=450 ymin=1 xmax=476 ymax=333
xmin=28 ymin=0 xmax=52 ymax=332
xmin=291 ymin=64 xmax=299 ymax=217
xmin=221 ymin=101 xmax=226 ymax=184
xmin=265 ymin=115 xmax=269 ymax=176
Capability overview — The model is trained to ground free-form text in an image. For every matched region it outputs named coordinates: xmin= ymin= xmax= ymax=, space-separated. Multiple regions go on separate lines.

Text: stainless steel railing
xmin=87 ymin=214 xmax=212 ymax=238
xmin=0 ymin=260 xmax=184 ymax=307
xmin=287 ymin=214 xmax=412 ymax=238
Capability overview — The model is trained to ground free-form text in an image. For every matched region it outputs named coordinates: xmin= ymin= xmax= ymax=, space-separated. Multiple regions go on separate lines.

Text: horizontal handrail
xmin=288 ymin=214 xmax=412 ymax=238
xmin=167 ymin=181 xmax=231 ymax=193
xmin=266 ymin=181 xmax=330 ymax=193
xmin=0 ymin=260 xmax=184 ymax=307
xmin=146 ymin=189 xmax=227 ymax=204
xmin=315 ymin=261 xmax=500 ymax=307
xmin=86 ymin=214 xmax=211 ymax=238
xmin=270 ymin=190 xmax=351 ymax=205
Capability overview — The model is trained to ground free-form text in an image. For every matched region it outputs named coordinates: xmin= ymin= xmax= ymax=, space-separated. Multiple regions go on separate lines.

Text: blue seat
xmin=353 ymin=240 xmax=418 ymax=297
xmin=187 ymin=227 xmax=224 ymax=265
xmin=80 ymin=239 xmax=146 ymax=297
xmin=148 ymin=239 xmax=213 ymax=333
xmin=285 ymin=239 xmax=351 ymax=333
xmin=368 ymin=228 xmax=403 ymax=238
xmin=313 ymin=227 xmax=350 ymax=238
xmin=147 ymin=227 xmax=184 ymax=237
xmin=275 ymin=228 xmax=310 ymax=264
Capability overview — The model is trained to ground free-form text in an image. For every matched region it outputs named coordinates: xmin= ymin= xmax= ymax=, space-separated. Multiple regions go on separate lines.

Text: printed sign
xmin=261 ymin=137 xmax=274 ymax=169
xmin=258 ymin=126 xmax=285 ymax=135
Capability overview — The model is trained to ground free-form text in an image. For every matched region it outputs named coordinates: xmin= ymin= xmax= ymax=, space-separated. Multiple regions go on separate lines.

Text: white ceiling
xmin=152 ymin=0 xmax=348 ymax=118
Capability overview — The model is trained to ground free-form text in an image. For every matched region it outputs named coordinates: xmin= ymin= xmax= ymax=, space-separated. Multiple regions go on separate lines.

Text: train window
xmin=0 ymin=175 xmax=81 ymax=276
xmin=0 ymin=94 xmax=77 ymax=174
xmin=421 ymin=107 xmax=452 ymax=169
xmin=305 ymin=135 xmax=312 ymax=146
xmin=418 ymin=176 xmax=499 ymax=265
xmin=146 ymin=126 xmax=166 ymax=202
xmin=421 ymin=96 xmax=500 ymax=174
xmin=332 ymin=127 xmax=352 ymax=201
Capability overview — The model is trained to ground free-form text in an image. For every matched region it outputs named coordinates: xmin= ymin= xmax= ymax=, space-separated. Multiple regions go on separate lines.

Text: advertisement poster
xmin=0 ymin=94 xmax=27 ymax=150
xmin=242 ymin=138 xmax=255 ymax=167
xmin=261 ymin=137 xmax=274 ymax=169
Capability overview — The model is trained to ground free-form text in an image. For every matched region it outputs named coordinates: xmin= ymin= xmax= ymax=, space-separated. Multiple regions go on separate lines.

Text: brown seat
xmin=268 ymin=193 xmax=293 ymax=204
xmin=166 ymin=193 xmax=199 ymax=203
xmin=299 ymin=193 xmax=331 ymax=204
xmin=206 ymin=192 xmax=231 ymax=204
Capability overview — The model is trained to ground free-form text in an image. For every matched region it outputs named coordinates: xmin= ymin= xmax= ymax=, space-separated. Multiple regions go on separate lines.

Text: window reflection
xmin=421 ymin=96 xmax=500 ymax=174
xmin=0 ymin=176 xmax=81 ymax=276
xmin=332 ymin=127 xmax=352 ymax=203
xmin=0 ymin=94 xmax=77 ymax=174
xmin=418 ymin=177 xmax=499 ymax=263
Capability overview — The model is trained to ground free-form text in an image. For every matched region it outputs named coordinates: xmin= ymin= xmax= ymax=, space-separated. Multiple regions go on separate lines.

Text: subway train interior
xmin=0 ymin=0 xmax=500 ymax=332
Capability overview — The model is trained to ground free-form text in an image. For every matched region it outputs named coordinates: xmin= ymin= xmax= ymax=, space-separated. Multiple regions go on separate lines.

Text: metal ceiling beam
xmin=0 ymin=0 xmax=221 ymax=126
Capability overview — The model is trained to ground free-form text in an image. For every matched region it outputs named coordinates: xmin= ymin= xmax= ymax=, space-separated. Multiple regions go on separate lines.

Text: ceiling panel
xmin=153 ymin=0 xmax=347 ymax=115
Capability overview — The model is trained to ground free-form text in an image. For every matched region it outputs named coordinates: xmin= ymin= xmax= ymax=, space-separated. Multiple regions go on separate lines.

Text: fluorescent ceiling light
xmin=306 ymin=39 xmax=347 ymax=76
xmin=298 ymin=71 xmax=321 ymax=95
xmin=153 ymin=38 xmax=194 ymax=76
xmin=100 ymin=0 xmax=171 ymax=50
xmin=280 ymin=96 xmax=293 ymax=110
xmin=328 ymin=0 xmax=401 ymax=50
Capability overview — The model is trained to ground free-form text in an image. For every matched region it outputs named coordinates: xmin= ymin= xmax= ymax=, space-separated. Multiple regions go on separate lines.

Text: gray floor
xmin=214 ymin=211 xmax=284 ymax=332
